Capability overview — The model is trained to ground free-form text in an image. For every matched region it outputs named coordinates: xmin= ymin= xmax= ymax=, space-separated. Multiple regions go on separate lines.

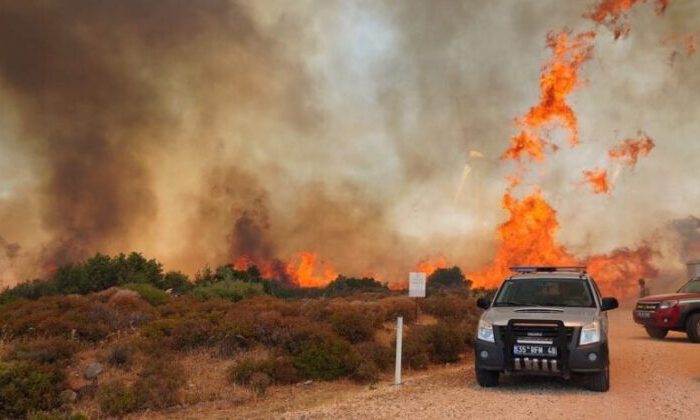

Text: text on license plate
xmin=513 ymin=345 xmax=557 ymax=357
xmin=636 ymin=311 xmax=652 ymax=318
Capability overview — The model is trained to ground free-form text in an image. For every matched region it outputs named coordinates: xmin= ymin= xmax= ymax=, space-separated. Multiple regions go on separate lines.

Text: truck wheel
xmin=587 ymin=367 xmax=610 ymax=392
xmin=645 ymin=327 xmax=668 ymax=339
xmin=475 ymin=368 xmax=500 ymax=387
xmin=686 ymin=313 xmax=700 ymax=343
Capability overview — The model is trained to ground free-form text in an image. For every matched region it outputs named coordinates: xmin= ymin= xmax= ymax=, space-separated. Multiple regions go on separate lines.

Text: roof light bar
xmin=510 ymin=266 xmax=587 ymax=273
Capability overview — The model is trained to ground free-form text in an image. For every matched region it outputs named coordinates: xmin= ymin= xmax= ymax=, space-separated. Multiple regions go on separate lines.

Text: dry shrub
xmin=105 ymin=342 xmax=136 ymax=369
xmin=328 ymin=304 xmax=377 ymax=344
xmin=7 ymin=337 xmax=80 ymax=367
xmin=132 ymin=358 xmax=186 ymax=409
xmin=228 ymin=354 xmax=300 ymax=388
xmin=0 ymin=295 xmax=110 ymax=341
xmin=379 ymin=297 xmax=418 ymax=324
xmin=419 ymin=294 xmax=478 ymax=323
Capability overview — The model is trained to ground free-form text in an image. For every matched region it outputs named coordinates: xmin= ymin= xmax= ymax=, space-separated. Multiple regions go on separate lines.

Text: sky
xmin=0 ymin=0 xmax=699 ymax=289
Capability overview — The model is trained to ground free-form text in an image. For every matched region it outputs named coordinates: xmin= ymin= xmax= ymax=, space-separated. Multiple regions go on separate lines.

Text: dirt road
xmin=158 ymin=309 xmax=700 ymax=419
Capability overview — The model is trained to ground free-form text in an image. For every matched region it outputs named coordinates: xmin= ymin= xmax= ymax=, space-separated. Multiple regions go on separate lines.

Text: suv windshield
xmin=678 ymin=280 xmax=700 ymax=293
xmin=493 ymin=278 xmax=595 ymax=308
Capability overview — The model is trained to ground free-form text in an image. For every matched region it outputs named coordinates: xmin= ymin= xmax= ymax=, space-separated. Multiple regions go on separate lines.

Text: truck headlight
xmin=658 ymin=300 xmax=678 ymax=310
xmin=477 ymin=319 xmax=495 ymax=343
xmin=579 ymin=320 xmax=601 ymax=346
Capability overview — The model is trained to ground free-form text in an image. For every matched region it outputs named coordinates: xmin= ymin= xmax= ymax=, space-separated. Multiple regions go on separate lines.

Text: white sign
xmin=408 ymin=272 xmax=426 ymax=298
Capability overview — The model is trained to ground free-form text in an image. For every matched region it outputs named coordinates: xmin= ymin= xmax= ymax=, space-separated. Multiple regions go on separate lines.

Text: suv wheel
xmin=475 ymin=368 xmax=499 ymax=387
xmin=686 ymin=313 xmax=700 ymax=343
xmin=645 ymin=327 xmax=668 ymax=339
xmin=587 ymin=367 xmax=610 ymax=392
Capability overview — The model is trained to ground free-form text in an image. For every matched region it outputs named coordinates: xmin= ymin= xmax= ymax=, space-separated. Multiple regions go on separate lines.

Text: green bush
xmin=291 ymin=335 xmax=359 ymax=381
xmin=425 ymin=322 xmax=464 ymax=363
xmin=191 ymin=280 xmax=264 ymax=302
xmin=98 ymin=381 xmax=139 ymax=417
xmin=160 ymin=271 xmax=191 ymax=293
xmin=351 ymin=360 xmax=380 ymax=384
xmin=324 ymin=276 xmax=388 ymax=296
xmin=354 ymin=342 xmax=394 ymax=371
xmin=427 ymin=266 xmax=472 ymax=292
xmin=0 ymin=361 xmax=66 ymax=418
xmin=27 ymin=411 xmax=88 ymax=420
xmin=122 ymin=283 xmax=170 ymax=306
xmin=7 ymin=337 xmax=80 ymax=367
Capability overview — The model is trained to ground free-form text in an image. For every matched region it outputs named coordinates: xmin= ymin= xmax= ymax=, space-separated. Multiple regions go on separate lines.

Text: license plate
xmin=636 ymin=311 xmax=652 ymax=318
xmin=513 ymin=345 xmax=557 ymax=357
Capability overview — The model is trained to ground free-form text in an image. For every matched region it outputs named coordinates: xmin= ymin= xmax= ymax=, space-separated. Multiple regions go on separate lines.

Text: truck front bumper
xmin=474 ymin=339 xmax=608 ymax=374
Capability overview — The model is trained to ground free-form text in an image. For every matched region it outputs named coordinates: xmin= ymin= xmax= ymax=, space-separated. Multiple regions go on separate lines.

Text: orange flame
xmin=285 ymin=251 xmax=338 ymax=288
xmin=582 ymin=169 xmax=612 ymax=194
xmin=608 ymin=133 xmax=655 ymax=166
xmin=503 ymin=31 xmax=595 ymax=161
xmin=588 ymin=0 xmax=670 ymax=39
xmin=414 ymin=256 xmax=449 ymax=276
xmin=232 ymin=251 xmax=338 ymax=288
xmin=469 ymin=191 xmax=656 ymax=296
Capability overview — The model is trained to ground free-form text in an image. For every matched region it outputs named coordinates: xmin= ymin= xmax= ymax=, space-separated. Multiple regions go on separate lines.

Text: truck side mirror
xmin=601 ymin=297 xmax=618 ymax=311
xmin=477 ymin=297 xmax=491 ymax=310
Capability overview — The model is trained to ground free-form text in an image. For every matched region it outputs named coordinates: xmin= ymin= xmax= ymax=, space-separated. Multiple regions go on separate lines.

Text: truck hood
xmin=638 ymin=292 xmax=700 ymax=303
xmin=483 ymin=307 xmax=598 ymax=328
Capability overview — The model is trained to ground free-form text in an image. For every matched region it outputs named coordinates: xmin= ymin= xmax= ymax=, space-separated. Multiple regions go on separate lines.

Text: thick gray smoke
xmin=1 ymin=0 xmax=700 ymax=288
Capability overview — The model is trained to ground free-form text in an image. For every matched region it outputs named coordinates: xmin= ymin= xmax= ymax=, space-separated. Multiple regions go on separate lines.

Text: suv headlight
xmin=579 ymin=320 xmax=601 ymax=346
xmin=477 ymin=319 xmax=495 ymax=343
xmin=658 ymin=300 xmax=678 ymax=310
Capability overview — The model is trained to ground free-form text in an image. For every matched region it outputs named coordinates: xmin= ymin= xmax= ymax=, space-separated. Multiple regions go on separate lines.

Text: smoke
xmin=670 ymin=216 xmax=700 ymax=262
xmin=1 ymin=0 xmax=700 ymax=288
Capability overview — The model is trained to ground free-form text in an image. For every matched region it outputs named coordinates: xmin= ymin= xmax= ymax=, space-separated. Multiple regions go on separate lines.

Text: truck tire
xmin=645 ymin=327 xmax=668 ymax=339
xmin=686 ymin=313 xmax=700 ymax=343
xmin=587 ymin=367 xmax=610 ymax=392
xmin=475 ymin=368 xmax=499 ymax=387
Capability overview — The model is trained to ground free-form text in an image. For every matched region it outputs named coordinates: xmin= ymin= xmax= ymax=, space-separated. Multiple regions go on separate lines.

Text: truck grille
xmin=497 ymin=320 xmax=575 ymax=374
xmin=498 ymin=324 xmax=575 ymax=345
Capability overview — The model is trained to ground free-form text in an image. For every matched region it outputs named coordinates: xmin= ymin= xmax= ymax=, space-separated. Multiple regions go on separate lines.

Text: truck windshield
xmin=678 ymin=280 xmax=700 ymax=293
xmin=493 ymin=278 xmax=595 ymax=308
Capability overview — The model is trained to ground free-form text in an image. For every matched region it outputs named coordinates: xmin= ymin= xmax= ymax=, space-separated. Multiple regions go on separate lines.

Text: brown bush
xmin=328 ymin=304 xmax=377 ymax=343
xmin=227 ymin=354 xmax=299 ymax=387
xmin=379 ymin=297 xmax=418 ymax=324
xmin=419 ymin=294 xmax=478 ymax=323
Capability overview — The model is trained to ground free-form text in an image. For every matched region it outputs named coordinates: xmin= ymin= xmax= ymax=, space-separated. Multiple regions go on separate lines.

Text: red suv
xmin=633 ymin=278 xmax=700 ymax=343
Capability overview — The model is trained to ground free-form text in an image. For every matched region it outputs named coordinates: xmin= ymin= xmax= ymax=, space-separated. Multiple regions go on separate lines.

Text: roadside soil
xmin=136 ymin=309 xmax=700 ymax=420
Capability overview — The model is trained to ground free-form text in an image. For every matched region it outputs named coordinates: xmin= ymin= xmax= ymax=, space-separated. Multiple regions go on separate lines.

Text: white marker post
xmin=394 ymin=316 xmax=403 ymax=385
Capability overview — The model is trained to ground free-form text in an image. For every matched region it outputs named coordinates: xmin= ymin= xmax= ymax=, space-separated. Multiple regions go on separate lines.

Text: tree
xmin=427 ymin=266 xmax=471 ymax=293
